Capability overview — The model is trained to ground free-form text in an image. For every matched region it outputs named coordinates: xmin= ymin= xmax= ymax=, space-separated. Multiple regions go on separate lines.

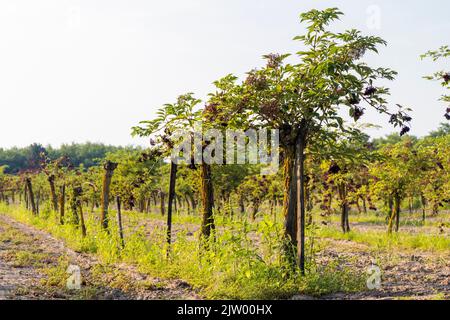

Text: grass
xmin=9 ymin=250 xmax=48 ymax=268
xmin=41 ymin=256 xmax=72 ymax=288
xmin=326 ymin=210 xmax=449 ymax=228
xmin=0 ymin=221 xmax=33 ymax=245
xmin=0 ymin=220 xmax=50 ymax=267
xmin=394 ymin=292 xmax=447 ymax=300
xmin=315 ymin=225 xmax=450 ymax=252
xmin=41 ymin=257 xmax=107 ymax=300
xmin=112 ymin=207 xmax=450 ymax=253
xmin=0 ymin=203 xmax=365 ymax=299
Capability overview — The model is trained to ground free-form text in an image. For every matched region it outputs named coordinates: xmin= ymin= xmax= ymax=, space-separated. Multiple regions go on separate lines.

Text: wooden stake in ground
xmin=24 ymin=183 xmax=29 ymax=210
xmin=25 ymin=177 xmax=37 ymax=215
xmin=48 ymin=174 xmax=58 ymax=212
xmin=160 ymin=191 xmax=166 ymax=216
xmin=200 ymin=163 xmax=215 ymax=242
xmin=295 ymin=124 xmax=307 ymax=275
xmin=100 ymin=161 xmax=118 ymax=230
xmin=59 ymin=184 xmax=65 ymax=224
xmin=69 ymin=187 xmax=80 ymax=225
xmin=388 ymin=193 xmax=401 ymax=234
xmin=166 ymin=162 xmax=178 ymax=248
xmin=116 ymin=196 xmax=125 ymax=248
xmin=73 ymin=186 xmax=87 ymax=237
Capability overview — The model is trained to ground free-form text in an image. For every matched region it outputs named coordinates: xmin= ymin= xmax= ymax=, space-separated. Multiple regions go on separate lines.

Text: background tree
xmin=320 ymin=130 xmax=374 ymax=233
xmin=100 ymin=160 xmax=118 ymax=230
xmin=236 ymin=175 xmax=270 ymax=221
xmin=416 ymin=135 xmax=450 ymax=216
xmin=369 ymin=139 xmax=416 ymax=233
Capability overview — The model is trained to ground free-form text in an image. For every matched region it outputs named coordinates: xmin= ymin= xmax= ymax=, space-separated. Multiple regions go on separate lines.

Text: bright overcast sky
xmin=0 ymin=0 xmax=448 ymax=148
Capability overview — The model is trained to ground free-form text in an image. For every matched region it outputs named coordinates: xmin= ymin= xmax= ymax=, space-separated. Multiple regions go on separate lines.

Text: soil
xmin=319 ymin=238 xmax=450 ymax=300
xmin=0 ymin=214 xmax=200 ymax=300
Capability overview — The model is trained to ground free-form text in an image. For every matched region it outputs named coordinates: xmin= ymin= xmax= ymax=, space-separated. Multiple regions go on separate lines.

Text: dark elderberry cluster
xmin=204 ymin=102 xmax=221 ymax=123
xmin=443 ymin=72 xmax=450 ymax=84
xmin=363 ymin=85 xmax=377 ymax=96
xmin=260 ymin=100 xmax=280 ymax=120
xmin=132 ymin=177 xmax=146 ymax=188
xmin=346 ymin=93 xmax=364 ymax=121
xmin=236 ymin=95 xmax=250 ymax=113
xmin=264 ymin=53 xmax=283 ymax=69
xmin=328 ymin=162 xmax=341 ymax=174
xmin=403 ymin=115 xmax=413 ymax=122
xmin=347 ymin=93 xmax=360 ymax=105
xmin=349 ymin=47 xmax=366 ymax=60
xmin=440 ymin=72 xmax=449 ymax=120
xmin=249 ymin=175 xmax=269 ymax=194
xmin=245 ymin=71 xmax=268 ymax=91
xmin=138 ymin=149 xmax=162 ymax=163
xmin=204 ymin=102 xmax=219 ymax=116
xmin=389 ymin=112 xmax=412 ymax=136
xmin=160 ymin=128 xmax=174 ymax=149
xmin=73 ymin=186 xmax=83 ymax=197
xmin=400 ymin=126 xmax=410 ymax=136
xmin=350 ymin=106 xmax=365 ymax=122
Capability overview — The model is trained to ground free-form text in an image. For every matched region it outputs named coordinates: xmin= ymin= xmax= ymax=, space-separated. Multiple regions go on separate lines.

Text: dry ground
xmin=0 ymin=214 xmax=199 ymax=300
xmin=318 ymin=238 xmax=449 ymax=300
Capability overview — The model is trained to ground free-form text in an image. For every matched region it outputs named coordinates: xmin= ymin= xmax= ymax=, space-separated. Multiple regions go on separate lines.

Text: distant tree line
xmin=0 ymin=142 xmax=141 ymax=174
xmin=0 ymin=124 xmax=448 ymax=174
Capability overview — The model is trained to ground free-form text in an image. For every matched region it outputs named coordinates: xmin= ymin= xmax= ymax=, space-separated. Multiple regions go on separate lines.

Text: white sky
xmin=0 ymin=0 xmax=448 ymax=148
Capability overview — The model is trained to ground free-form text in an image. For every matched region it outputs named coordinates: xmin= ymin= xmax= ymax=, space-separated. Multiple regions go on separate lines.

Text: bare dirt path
xmin=318 ymin=238 xmax=450 ymax=300
xmin=0 ymin=214 xmax=199 ymax=300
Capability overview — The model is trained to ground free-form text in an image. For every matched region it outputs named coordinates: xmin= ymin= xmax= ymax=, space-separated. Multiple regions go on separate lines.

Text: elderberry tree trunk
xmin=295 ymin=126 xmax=307 ymax=275
xmin=116 ymin=196 xmax=125 ymax=248
xmin=25 ymin=178 xmax=37 ymax=215
xmin=338 ymin=184 xmax=351 ymax=233
xmin=24 ymin=184 xmax=29 ymax=210
xmin=282 ymin=146 xmax=297 ymax=251
xmin=79 ymin=201 xmax=86 ymax=237
xmin=160 ymin=191 xmax=166 ymax=216
xmin=421 ymin=193 xmax=427 ymax=221
xmin=48 ymin=175 xmax=58 ymax=212
xmin=100 ymin=161 xmax=118 ymax=230
xmin=282 ymin=122 xmax=308 ymax=274
xmin=59 ymin=184 xmax=65 ymax=224
xmin=388 ymin=192 xmax=401 ymax=234
xmin=282 ymin=144 xmax=298 ymax=268
xmin=72 ymin=187 xmax=86 ymax=237
xmin=200 ymin=163 xmax=215 ymax=242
